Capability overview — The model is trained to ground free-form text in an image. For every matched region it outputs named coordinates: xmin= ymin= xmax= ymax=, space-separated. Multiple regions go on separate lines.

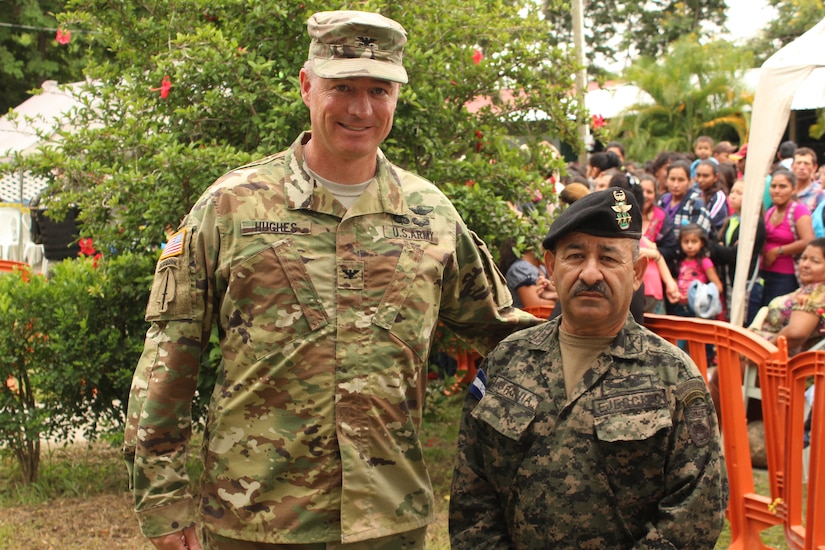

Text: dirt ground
xmin=0 ymin=492 xmax=450 ymax=550
xmin=0 ymin=492 xmax=153 ymax=550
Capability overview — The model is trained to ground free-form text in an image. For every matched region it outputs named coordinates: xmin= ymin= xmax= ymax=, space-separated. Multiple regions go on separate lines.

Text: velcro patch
xmin=159 ymin=228 xmax=186 ymax=260
xmin=240 ymin=220 xmax=312 ymax=235
xmin=489 ymin=377 xmax=540 ymax=411
xmin=685 ymin=399 xmax=712 ymax=447
xmin=383 ymin=225 xmax=438 ymax=243
xmin=593 ymin=389 xmax=667 ymax=417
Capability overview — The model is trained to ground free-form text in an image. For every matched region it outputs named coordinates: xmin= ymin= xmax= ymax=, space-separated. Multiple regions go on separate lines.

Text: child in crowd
xmin=690 ymin=135 xmax=716 ymax=178
xmin=694 ymin=159 xmax=729 ymax=234
xmin=674 ymin=223 xmax=724 ymax=317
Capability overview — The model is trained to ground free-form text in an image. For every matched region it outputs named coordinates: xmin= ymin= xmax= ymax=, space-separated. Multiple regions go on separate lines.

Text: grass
xmin=0 ymin=385 xmax=794 ymax=549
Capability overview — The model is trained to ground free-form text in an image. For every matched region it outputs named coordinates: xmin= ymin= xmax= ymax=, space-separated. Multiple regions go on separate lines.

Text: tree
xmin=0 ymin=0 xmax=100 ymax=112
xmin=542 ymin=0 xmax=728 ymax=71
xmin=608 ymin=35 xmax=753 ymax=163
xmin=5 ymin=0 xmax=580 ymax=260
xmin=745 ymin=0 xmax=825 ymax=65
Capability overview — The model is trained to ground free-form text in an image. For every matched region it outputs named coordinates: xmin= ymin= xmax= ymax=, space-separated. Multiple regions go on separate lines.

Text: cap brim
xmin=312 ymin=58 xmax=408 ymax=83
xmin=730 ymin=154 xmax=745 ymax=161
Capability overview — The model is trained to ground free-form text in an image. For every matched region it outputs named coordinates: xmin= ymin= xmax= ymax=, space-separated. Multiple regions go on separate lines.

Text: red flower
xmin=78 ymin=237 xmax=96 ymax=256
xmin=591 ymin=114 xmax=606 ymax=130
xmin=475 ymin=130 xmax=483 ymax=152
xmin=159 ymin=76 xmax=172 ymax=99
xmin=56 ymin=29 xmax=71 ymax=45
xmin=472 ymin=49 xmax=483 ymax=65
xmin=78 ymin=237 xmax=102 ymax=267
xmin=150 ymin=76 xmax=173 ymax=99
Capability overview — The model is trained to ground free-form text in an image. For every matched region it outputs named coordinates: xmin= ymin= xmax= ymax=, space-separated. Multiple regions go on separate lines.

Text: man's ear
xmin=299 ymin=69 xmax=311 ymax=107
xmin=544 ymin=249 xmax=555 ymax=279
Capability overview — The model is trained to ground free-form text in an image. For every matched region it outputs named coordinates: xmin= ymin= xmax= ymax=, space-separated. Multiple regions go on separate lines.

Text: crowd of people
xmin=536 ymin=136 xmax=825 ymax=346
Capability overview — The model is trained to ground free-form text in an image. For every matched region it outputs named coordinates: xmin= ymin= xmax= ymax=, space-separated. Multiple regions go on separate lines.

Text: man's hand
xmin=150 ymin=526 xmax=202 ymax=550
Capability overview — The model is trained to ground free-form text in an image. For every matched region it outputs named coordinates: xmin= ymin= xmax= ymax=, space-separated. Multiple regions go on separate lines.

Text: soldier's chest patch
xmin=382 ymin=225 xmax=437 ymax=243
xmin=593 ymin=374 xmax=665 ymax=417
xmin=338 ymin=260 xmax=364 ymax=289
xmin=489 ymin=377 xmax=540 ymax=411
xmin=241 ymin=220 xmax=312 ymax=235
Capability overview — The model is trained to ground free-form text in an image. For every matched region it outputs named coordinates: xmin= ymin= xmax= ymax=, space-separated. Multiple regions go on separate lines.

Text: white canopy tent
xmin=731 ymin=18 xmax=825 ymax=326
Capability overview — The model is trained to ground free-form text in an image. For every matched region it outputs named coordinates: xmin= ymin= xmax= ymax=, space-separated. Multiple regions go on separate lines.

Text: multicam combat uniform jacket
xmin=123 ymin=132 xmax=539 ymax=544
xmin=450 ymin=316 xmax=728 ymax=549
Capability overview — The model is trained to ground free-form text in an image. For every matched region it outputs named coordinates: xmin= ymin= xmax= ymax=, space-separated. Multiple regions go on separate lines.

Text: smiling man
xmin=450 ymin=189 xmax=728 ymax=548
xmin=123 ymin=10 xmax=540 ymax=550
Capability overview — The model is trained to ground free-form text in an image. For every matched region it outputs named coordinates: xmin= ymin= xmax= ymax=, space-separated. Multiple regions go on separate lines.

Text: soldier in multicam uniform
xmin=449 ymin=189 xmax=728 ymax=549
xmin=122 ymin=9 xmax=540 ymax=550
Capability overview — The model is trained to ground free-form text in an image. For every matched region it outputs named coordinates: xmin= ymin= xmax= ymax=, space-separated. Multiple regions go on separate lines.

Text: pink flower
xmin=56 ymin=29 xmax=71 ymax=45
xmin=472 ymin=49 xmax=483 ymax=65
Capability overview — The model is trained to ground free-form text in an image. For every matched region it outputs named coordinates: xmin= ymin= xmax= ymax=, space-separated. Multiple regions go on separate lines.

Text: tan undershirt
xmin=559 ymin=329 xmax=614 ymax=397
xmin=307 ymin=166 xmax=374 ymax=209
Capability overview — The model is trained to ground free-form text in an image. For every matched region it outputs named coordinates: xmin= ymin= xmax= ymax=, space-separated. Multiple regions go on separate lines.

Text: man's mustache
xmin=572 ymin=281 xmax=608 ymax=297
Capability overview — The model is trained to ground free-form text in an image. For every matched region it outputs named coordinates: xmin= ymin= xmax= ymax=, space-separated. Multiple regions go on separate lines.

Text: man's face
xmin=544 ymin=233 xmax=646 ymax=336
xmin=300 ymin=69 xmax=398 ymax=171
xmin=792 ymin=153 xmax=817 ymax=185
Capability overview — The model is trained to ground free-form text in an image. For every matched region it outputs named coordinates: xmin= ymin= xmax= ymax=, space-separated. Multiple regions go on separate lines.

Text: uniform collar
xmin=528 ymin=314 xmax=645 ymax=360
xmin=284 ymin=131 xmax=408 ymax=216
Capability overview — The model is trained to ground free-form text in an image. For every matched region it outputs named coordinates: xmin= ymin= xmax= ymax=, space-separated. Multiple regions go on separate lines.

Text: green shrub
xmin=0 ymin=252 xmax=155 ymax=483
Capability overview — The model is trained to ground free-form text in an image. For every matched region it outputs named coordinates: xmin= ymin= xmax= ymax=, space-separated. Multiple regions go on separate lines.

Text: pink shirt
xmin=677 ymin=257 xmax=714 ymax=300
xmin=763 ymin=202 xmax=810 ymax=275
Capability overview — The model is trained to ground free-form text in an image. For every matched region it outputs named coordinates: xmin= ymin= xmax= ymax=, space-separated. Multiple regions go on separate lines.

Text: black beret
xmin=542 ymin=188 xmax=642 ymax=250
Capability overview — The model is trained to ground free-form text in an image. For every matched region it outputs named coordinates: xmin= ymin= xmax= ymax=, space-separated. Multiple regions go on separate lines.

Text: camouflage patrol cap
xmin=542 ymin=188 xmax=641 ymax=250
xmin=307 ymin=10 xmax=408 ymax=84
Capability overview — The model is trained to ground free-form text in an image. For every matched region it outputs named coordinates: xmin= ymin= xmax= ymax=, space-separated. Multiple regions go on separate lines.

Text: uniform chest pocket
xmin=372 ymin=241 xmax=442 ymax=362
xmin=593 ymin=405 xmax=672 ymax=502
xmin=471 ymin=380 xmax=539 ymax=441
xmin=224 ymin=238 xmax=328 ymax=358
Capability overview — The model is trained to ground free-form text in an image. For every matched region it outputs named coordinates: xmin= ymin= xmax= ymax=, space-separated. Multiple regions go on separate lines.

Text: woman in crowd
xmin=752 ymin=237 xmax=825 ymax=354
xmin=657 ymin=160 xmax=713 ymax=274
xmin=639 ymin=173 xmax=679 ymax=312
xmin=760 ymin=168 xmax=814 ymax=307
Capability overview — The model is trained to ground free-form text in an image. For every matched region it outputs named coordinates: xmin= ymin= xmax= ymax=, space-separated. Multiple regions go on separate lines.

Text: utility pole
xmin=572 ymin=0 xmax=589 ymax=169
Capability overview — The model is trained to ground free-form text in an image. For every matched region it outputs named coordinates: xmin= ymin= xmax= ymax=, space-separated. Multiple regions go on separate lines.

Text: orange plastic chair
xmin=644 ymin=313 xmax=785 ymax=549
xmin=520 ymin=305 xmax=554 ymax=319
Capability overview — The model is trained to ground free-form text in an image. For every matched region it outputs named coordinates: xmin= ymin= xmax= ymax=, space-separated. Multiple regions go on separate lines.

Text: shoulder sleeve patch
xmin=146 ymin=227 xmax=193 ymax=321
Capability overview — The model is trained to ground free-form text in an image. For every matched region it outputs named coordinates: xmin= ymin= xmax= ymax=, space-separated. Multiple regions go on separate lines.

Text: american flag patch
xmin=160 ymin=228 xmax=186 ymax=260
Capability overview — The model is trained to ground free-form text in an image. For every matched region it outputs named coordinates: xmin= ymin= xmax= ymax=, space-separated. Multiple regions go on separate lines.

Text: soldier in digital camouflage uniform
xmin=449 ymin=189 xmax=728 ymax=549
xmin=123 ymin=9 xmax=540 ymax=550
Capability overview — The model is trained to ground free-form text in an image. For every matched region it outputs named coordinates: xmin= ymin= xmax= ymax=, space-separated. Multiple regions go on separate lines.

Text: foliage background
xmin=4 ymin=0 xmax=581 ymax=263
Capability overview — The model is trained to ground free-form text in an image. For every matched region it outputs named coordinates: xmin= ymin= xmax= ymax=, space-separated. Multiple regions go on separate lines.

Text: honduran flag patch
xmin=469 ymin=369 xmax=487 ymax=401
